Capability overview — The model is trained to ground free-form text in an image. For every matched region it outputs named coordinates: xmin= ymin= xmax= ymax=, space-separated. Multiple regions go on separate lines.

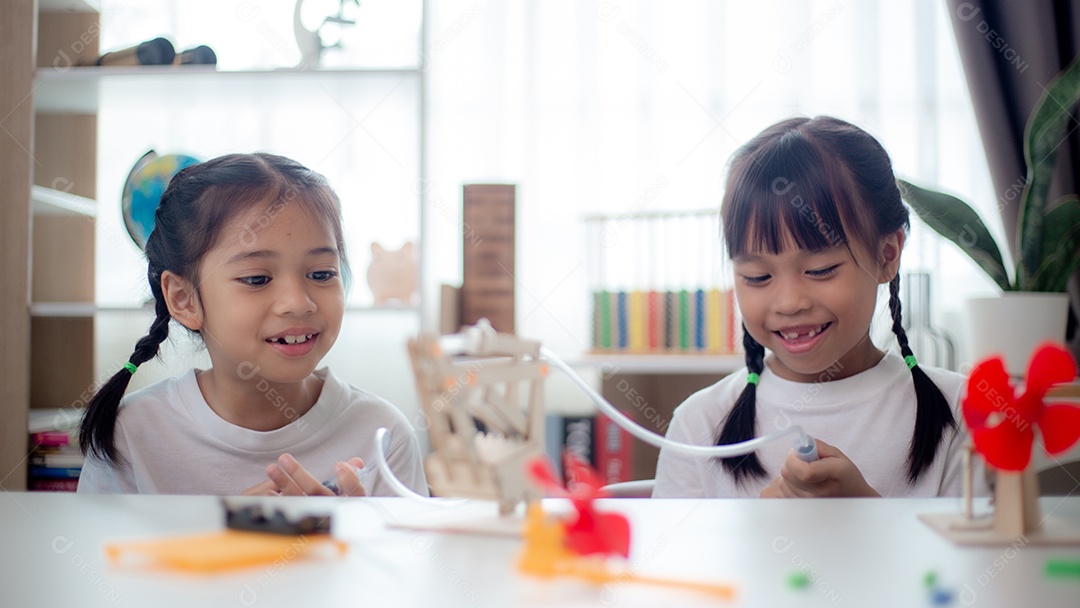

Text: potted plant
xmin=899 ymin=54 xmax=1080 ymax=375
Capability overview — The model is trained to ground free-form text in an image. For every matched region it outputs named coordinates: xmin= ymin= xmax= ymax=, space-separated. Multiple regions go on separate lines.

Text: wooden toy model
xmin=407 ymin=321 xmax=547 ymax=514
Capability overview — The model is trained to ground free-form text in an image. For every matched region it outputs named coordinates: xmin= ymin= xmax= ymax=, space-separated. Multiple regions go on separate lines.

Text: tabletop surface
xmin=2 ymin=492 xmax=1078 ymax=608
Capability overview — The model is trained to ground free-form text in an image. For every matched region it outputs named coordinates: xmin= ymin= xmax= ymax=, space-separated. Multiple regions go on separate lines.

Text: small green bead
xmin=787 ymin=571 xmax=810 ymax=589
xmin=923 ymin=571 xmax=938 ymax=588
xmin=1045 ymin=559 xmax=1080 ymax=578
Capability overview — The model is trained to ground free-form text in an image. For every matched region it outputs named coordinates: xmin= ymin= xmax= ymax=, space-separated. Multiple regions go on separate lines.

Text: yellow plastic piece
xmin=105 ymin=530 xmax=347 ymax=573
xmin=517 ymin=503 xmax=736 ymax=599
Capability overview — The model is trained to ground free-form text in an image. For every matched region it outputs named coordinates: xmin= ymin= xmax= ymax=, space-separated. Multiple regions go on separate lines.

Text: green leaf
xmin=898 ymin=179 xmax=1011 ymax=291
xmin=1018 ymin=53 xmax=1080 ymax=287
xmin=1028 ymin=196 xmax=1080 ymax=292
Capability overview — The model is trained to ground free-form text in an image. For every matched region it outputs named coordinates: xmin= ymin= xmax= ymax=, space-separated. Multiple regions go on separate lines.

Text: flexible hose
xmin=372 ymin=339 xmax=816 ymax=501
xmin=539 ymin=346 xmax=811 ymax=458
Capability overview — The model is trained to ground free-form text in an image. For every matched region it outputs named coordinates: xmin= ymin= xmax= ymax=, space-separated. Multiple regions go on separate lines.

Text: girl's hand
xmin=266 ymin=454 xmax=368 ymax=497
xmin=759 ymin=439 xmax=880 ymax=498
xmin=241 ymin=479 xmax=280 ymax=496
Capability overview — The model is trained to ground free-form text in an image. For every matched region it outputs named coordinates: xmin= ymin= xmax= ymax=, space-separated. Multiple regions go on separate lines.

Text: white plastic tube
xmin=539 ymin=346 xmax=815 ymax=459
xmin=370 ymin=342 xmax=819 ymax=502
xmin=373 ymin=427 xmax=469 ymax=505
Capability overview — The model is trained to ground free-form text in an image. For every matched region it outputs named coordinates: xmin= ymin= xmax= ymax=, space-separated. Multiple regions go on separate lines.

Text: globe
xmin=121 ymin=151 xmax=201 ymax=250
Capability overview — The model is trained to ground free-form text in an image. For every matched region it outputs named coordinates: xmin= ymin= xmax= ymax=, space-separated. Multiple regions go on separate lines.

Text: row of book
xmin=591 ymin=289 xmax=739 ymax=354
xmin=545 ymin=412 xmax=638 ymax=487
xmin=28 ymin=410 xmax=83 ymax=492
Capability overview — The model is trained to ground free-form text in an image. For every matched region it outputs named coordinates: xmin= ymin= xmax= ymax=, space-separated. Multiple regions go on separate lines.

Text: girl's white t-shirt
xmin=653 ymin=349 xmax=988 ymax=498
xmin=77 ymin=367 xmax=428 ymax=496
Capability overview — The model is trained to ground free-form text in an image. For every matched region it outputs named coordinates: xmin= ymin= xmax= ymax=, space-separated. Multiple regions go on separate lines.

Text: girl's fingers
xmin=267 ymin=463 xmax=304 ymax=495
xmin=759 ymin=477 xmax=784 ymax=498
xmin=242 ymin=479 xmax=278 ymax=496
xmin=333 ymin=458 xmax=367 ymax=497
xmin=272 ymin=454 xmax=335 ymax=496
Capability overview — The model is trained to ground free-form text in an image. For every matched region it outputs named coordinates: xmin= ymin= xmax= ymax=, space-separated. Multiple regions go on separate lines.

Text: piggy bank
xmin=366 ymin=241 xmax=418 ymax=306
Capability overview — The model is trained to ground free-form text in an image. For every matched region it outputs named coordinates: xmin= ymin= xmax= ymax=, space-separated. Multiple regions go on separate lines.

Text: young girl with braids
xmin=77 ymin=153 xmax=427 ymax=497
xmin=653 ymin=116 xmax=986 ymax=498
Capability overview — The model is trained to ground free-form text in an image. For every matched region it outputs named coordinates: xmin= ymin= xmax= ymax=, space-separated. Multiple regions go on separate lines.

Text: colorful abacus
xmin=586 ymin=210 xmax=739 ymax=355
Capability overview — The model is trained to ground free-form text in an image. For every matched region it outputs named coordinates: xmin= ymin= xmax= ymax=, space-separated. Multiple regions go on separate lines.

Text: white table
xmin=3 ymin=492 xmax=1078 ymax=607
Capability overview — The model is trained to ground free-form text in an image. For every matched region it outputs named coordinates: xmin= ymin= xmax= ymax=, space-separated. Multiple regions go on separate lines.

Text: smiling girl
xmin=77 ymin=153 xmax=427 ymax=497
xmin=653 ymin=117 xmax=985 ymax=499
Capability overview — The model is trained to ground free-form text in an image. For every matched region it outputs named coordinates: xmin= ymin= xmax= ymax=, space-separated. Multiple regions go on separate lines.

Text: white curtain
xmin=424 ymin=0 xmax=1002 ymax=366
xmin=95 ymin=0 xmax=1002 ymax=368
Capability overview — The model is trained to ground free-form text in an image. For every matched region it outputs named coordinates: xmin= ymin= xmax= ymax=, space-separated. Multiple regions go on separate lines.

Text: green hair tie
xmin=123 ymin=362 xmax=139 ymax=374
xmin=904 ymin=355 xmax=918 ymax=370
xmin=746 ymin=372 xmax=760 ymax=385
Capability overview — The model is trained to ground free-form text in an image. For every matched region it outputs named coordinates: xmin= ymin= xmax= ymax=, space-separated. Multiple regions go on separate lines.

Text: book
xmin=28 ymin=408 xmax=81 ymax=434
xmin=561 ymin=415 xmax=596 ymax=486
xmin=29 ymin=449 xmax=84 ymax=469
xmin=544 ymin=414 xmax=565 ymax=481
xmin=594 ymin=413 xmax=633 ymax=485
xmin=30 ymin=430 xmax=75 ymax=447
xmin=28 ymin=478 xmax=79 ymax=492
xmin=29 ymin=466 xmax=82 ymax=479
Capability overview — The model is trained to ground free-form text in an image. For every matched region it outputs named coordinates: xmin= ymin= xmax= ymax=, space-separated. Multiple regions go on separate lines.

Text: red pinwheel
xmin=527 ymin=453 xmax=630 ymax=558
xmin=963 ymin=343 xmax=1080 ymax=471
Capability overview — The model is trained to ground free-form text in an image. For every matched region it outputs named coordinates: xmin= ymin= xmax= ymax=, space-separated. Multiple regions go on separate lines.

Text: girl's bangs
xmin=722 ymin=134 xmax=852 ymax=258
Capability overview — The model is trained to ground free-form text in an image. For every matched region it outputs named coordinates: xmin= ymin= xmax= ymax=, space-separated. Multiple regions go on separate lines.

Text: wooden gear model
xmin=408 ymin=323 xmax=548 ymax=514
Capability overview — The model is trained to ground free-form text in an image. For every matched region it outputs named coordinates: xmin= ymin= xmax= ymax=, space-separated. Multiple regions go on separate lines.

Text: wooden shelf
xmin=30 ymin=302 xmax=149 ymax=317
xmin=34 ymin=67 xmax=423 ymax=113
xmin=563 ymin=352 xmax=744 ymax=374
xmin=30 ymin=301 xmax=419 ymax=318
xmin=31 ymin=185 xmax=96 ymax=217
xmin=40 ymin=0 xmax=99 ymax=12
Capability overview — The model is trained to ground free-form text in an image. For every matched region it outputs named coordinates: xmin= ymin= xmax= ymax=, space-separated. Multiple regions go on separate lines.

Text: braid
xmin=888 ymin=274 xmax=956 ymax=483
xmin=715 ymin=325 xmax=769 ymax=484
xmin=79 ymin=279 xmax=172 ymax=465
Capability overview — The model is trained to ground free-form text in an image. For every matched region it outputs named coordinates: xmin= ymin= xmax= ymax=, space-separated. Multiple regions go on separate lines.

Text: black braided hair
xmin=79 ymin=153 xmax=348 ymax=465
xmin=888 ymin=274 xmax=957 ymax=483
xmin=78 ymin=291 xmax=172 ymax=464
xmin=716 ymin=325 xmax=769 ymax=484
xmin=714 ymin=116 xmax=957 ymax=486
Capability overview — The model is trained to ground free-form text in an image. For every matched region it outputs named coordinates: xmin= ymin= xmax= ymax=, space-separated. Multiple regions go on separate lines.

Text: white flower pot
xmin=965 ymin=292 xmax=1070 ymax=376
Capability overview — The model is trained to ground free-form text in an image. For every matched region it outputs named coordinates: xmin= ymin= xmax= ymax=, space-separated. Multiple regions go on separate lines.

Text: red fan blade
xmin=1040 ymin=404 xmax=1080 ymax=456
xmin=563 ymin=451 xmax=604 ymax=497
xmin=1025 ymin=343 xmax=1077 ymax=399
xmin=526 ymin=456 xmax=569 ymax=497
xmin=963 ymin=357 xmax=1012 ymax=429
xmin=972 ymin=423 xmax=1034 ymax=472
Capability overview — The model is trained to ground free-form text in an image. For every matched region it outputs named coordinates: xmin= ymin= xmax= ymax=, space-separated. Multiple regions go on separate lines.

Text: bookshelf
xmin=0 ymin=0 xmax=36 ymax=491
xmin=0 ymin=0 xmax=102 ymax=491
xmin=1 ymin=1 xmax=427 ymax=490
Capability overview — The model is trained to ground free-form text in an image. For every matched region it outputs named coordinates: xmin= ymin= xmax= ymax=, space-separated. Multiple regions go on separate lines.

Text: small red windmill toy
xmin=964 ymin=342 xmax=1080 ymax=473
xmin=524 ymin=452 xmax=630 ymax=559
xmin=964 ymin=343 xmax=1080 ymax=539
xmin=518 ymin=453 xmax=735 ymax=598
xmin=921 ymin=342 xmax=1080 ymax=545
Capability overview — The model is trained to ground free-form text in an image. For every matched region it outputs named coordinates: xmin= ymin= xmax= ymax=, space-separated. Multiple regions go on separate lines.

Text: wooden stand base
xmin=921 ymin=467 xmax=1080 ymax=545
xmin=919 ymin=511 xmax=1080 ymax=546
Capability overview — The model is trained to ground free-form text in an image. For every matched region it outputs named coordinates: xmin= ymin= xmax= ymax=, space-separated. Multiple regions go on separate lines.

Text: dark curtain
xmin=946 ymin=0 xmax=1080 ymax=360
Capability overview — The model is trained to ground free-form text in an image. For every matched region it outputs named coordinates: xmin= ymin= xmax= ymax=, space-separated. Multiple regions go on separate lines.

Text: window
xmin=424 ymin=0 xmax=1000 ymax=367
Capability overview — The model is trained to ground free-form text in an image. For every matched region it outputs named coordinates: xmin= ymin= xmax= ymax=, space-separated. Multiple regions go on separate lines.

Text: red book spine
xmin=594 ymin=414 xmax=633 ymax=485
xmin=31 ymin=431 xmax=73 ymax=447
xmin=29 ymin=478 xmax=79 ymax=492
